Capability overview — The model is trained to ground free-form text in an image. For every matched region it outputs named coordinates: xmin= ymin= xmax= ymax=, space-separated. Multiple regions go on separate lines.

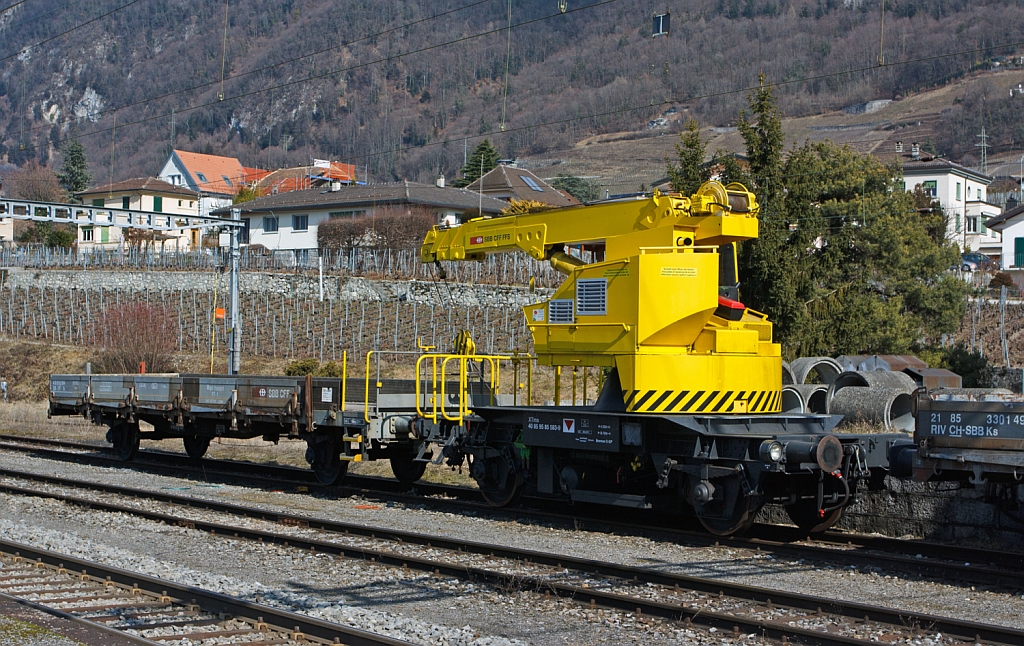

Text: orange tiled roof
xmin=174 ymin=149 xmax=245 ymax=195
xmin=241 ymin=167 xmax=271 ymax=184
xmin=255 ymin=162 xmax=359 ymax=195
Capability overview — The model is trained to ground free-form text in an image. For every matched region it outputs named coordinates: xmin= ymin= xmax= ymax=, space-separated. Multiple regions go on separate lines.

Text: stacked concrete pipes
xmin=826 ymin=370 xmax=917 ymax=431
xmin=780 ymin=358 xmax=840 ymax=415
xmin=780 ymin=357 xmax=915 ymax=431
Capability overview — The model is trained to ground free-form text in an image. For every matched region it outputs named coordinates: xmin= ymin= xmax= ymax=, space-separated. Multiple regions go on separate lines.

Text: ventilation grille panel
xmin=548 ymin=299 xmax=574 ymax=323
xmin=575 ymin=278 xmax=607 ymax=316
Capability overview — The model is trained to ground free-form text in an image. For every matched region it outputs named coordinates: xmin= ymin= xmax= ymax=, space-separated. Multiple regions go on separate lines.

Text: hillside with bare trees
xmin=0 ymin=0 xmax=1019 ymax=184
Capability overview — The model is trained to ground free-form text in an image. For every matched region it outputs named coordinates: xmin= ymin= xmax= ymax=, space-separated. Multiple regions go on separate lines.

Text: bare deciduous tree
xmin=4 ymin=161 xmax=66 ymax=202
xmin=92 ymin=303 xmax=176 ymax=374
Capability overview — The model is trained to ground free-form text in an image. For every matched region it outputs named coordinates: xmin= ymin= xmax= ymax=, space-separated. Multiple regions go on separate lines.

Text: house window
xmin=955 ymin=213 xmax=961 ymax=233
xmin=121 ymin=196 xmax=130 ymax=210
xmin=264 ymin=216 xmax=279 ymax=232
xmin=178 ymin=200 xmax=183 ymax=207
xmin=196 ymin=172 xmax=208 ymax=183
xmin=922 ymin=181 xmax=937 ymax=197
xmin=966 ymin=217 xmax=977 ymax=233
xmin=92 ymin=198 xmax=104 ymax=207
xmin=956 ymin=182 xmax=962 ymax=201
xmin=240 ymin=218 xmax=250 ymax=244
xmin=81 ymin=227 xmax=93 ymax=242
xmin=222 ymin=175 xmax=233 ymax=187
xmin=520 ymin=175 xmax=545 ymax=192
xmin=329 ymin=210 xmax=365 ymax=218
xmin=977 ymin=188 xmax=982 ymax=200
xmin=153 ymin=196 xmax=163 ymax=212
xmin=292 ymin=214 xmax=308 ymax=231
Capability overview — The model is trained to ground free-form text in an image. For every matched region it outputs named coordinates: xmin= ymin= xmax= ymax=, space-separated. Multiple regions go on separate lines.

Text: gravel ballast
xmin=0 ymin=448 xmax=1022 ymax=642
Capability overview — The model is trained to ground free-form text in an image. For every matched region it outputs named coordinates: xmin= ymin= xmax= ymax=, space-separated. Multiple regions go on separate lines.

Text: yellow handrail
xmin=341 ymin=350 xmax=347 ymax=410
xmin=414 ymin=352 xmax=509 ymax=424
xmin=363 ymin=350 xmax=375 ymax=423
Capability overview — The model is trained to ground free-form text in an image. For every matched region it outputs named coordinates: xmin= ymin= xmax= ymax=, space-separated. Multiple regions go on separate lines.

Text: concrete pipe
xmin=831 ymin=370 xmax=917 ymax=396
xmin=828 ymin=386 xmax=914 ymax=432
xmin=781 ymin=361 xmax=796 ymax=385
xmin=789 ymin=384 xmax=829 ymax=414
xmin=790 ymin=357 xmax=843 ymax=385
xmin=781 ymin=386 xmax=804 ymax=413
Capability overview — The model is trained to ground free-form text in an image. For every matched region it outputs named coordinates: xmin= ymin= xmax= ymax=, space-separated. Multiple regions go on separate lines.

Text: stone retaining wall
xmin=760 ymin=478 xmax=1024 ymax=547
xmin=1 ymin=267 xmax=550 ymax=309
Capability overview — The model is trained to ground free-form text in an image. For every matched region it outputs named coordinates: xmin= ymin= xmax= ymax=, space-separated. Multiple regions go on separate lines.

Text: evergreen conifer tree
xmin=56 ymin=138 xmax=91 ymax=202
xmin=453 ymin=140 xmax=499 ymax=188
xmin=666 ymin=119 xmax=709 ymax=195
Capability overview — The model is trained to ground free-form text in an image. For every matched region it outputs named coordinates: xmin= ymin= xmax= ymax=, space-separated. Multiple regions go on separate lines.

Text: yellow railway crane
xmin=421 ymin=180 xmax=782 ymax=414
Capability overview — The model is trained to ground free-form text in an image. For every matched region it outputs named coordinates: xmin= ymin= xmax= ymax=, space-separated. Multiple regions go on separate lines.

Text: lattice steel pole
xmin=228 ymin=208 xmax=241 ymax=375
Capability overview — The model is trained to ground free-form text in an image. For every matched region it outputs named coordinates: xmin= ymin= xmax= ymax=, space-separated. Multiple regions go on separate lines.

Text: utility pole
xmin=228 ymin=208 xmax=241 ymax=375
xmin=976 ymin=127 xmax=989 ymax=175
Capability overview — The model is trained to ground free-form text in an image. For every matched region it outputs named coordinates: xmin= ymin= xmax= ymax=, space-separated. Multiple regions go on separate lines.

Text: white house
xmin=157 ymin=149 xmax=254 ymax=217
xmin=214 ymin=181 xmax=509 ymax=254
xmin=985 ymin=203 xmax=1024 ymax=269
xmin=0 ymin=212 xmax=12 ymax=244
xmin=902 ymin=159 xmax=1002 ymax=261
xmin=77 ymin=178 xmax=202 ymax=251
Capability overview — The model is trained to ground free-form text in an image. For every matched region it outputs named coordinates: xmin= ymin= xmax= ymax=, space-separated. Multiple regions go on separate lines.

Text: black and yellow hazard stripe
xmin=623 ymin=389 xmax=781 ymax=414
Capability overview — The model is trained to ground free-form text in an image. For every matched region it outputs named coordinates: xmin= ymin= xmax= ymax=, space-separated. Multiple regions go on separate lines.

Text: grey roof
xmin=79 ymin=177 xmax=198 ymax=198
xmin=902 ymin=159 xmax=993 ymax=184
xmin=213 ymin=181 xmax=508 ymax=215
xmin=465 ymin=165 xmax=578 ymax=207
xmin=984 ymin=203 xmax=1024 ymax=230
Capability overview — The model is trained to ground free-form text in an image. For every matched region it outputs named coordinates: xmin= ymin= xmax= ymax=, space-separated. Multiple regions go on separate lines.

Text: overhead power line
xmin=327 ymin=37 xmax=1024 ymax=166
xmin=14 ymin=0 xmax=621 ymax=152
xmin=0 ymin=0 xmax=148 ymax=65
xmin=16 ymin=0 xmax=497 ymax=139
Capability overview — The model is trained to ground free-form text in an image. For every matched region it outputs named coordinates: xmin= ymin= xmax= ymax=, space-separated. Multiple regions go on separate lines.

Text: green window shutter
xmin=122 ymin=196 xmax=130 ymax=209
xmin=1016 ymin=237 xmax=1024 ymax=268
xmin=100 ymin=227 xmax=109 ymax=243
xmin=92 ymin=198 xmax=104 ymax=207
xmin=153 ymin=196 xmax=163 ymax=212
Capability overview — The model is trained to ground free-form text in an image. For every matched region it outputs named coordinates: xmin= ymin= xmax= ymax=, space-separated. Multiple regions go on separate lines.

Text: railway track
xmin=0 ymin=467 xmax=1022 ymax=646
xmin=0 ymin=538 xmax=413 ymax=646
xmin=0 ymin=433 xmax=1020 ymax=590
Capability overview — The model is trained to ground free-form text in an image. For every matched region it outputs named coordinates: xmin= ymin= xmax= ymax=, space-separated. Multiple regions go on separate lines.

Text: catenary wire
xmin=14 ymin=0 xmax=500 ymax=139
xmin=0 ymin=0 xmax=147 ymax=65
xmin=7 ymin=3 xmax=1020 ymax=174
xmin=10 ymin=0 xmax=622 ymax=151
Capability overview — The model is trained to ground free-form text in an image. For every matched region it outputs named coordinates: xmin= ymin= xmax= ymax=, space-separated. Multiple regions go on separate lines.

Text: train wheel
xmin=785 ymin=501 xmax=845 ymax=534
xmin=390 ymin=450 xmax=428 ymax=484
xmin=182 ymin=435 xmax=211 ymax=460
xmin=112 ymin=423 xmax=140 ymax=462
xmin=309 ymin=440 xmax=348 ymax=485
xmin=474 ymin=444 xmax=523 ymax=507
xmin=697 ymin=494 xmax=761 ymax=536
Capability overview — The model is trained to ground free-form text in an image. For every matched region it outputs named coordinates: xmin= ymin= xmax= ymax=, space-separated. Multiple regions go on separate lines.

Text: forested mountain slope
xmin=0 ymin=0 xmax=1018 ymax=184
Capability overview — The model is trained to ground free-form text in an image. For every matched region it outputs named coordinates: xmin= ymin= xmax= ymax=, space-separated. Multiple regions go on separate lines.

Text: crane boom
xmin=420 ymin=180 xmax=783 ymax=415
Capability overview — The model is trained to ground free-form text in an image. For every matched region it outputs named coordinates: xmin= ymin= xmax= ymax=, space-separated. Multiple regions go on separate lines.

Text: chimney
xmin=436 ymin=175 xmax=445 ymax=188
xmin=895 ymin=141 xmax=903 ymax=153
xmin=330 ymin=180 xmax=342 ymax=192
xmin=911 ymin=143 xmax=920 ymax=160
